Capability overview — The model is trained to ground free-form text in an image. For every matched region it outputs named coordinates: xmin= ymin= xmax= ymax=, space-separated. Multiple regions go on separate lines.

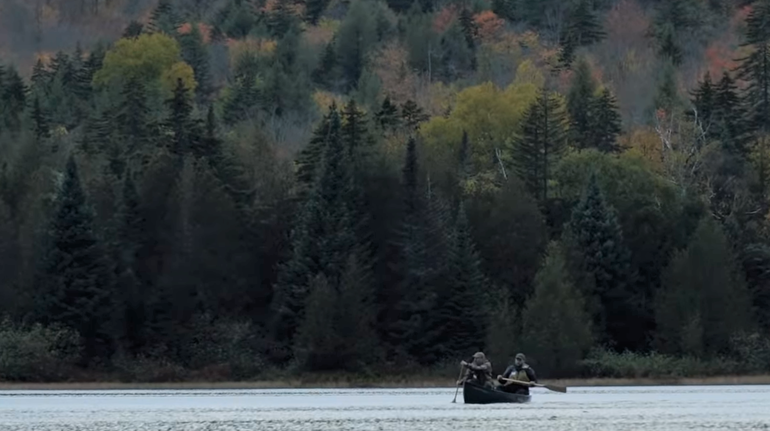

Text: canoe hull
xmin=462 ymin=380 xmax=531 ymax=404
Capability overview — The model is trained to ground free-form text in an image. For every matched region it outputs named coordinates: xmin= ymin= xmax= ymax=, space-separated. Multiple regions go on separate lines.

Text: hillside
xmin=1 ymin=0 xmax=770 ymax=382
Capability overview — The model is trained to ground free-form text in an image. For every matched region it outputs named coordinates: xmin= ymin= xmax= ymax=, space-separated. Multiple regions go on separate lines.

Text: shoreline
xmin=2 ymin=375 xmax=770 ymax=390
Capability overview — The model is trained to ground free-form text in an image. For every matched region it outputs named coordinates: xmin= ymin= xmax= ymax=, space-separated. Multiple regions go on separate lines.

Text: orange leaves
xmin=178 ymin=23 xmax=213 ymax=44
xmin=433 ymin=5 xmax=458 ymax=33
xmin=473 ymin=11 xmax=504 ymax=43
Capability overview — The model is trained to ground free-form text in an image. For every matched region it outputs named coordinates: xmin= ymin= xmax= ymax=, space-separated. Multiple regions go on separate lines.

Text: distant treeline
xmin=1 ymin=0 xmax=770 ymax=382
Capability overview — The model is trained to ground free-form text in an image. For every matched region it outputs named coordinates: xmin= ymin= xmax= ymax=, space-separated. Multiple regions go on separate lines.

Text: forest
xmin=1 ymin=0 xmax=770 ymax=383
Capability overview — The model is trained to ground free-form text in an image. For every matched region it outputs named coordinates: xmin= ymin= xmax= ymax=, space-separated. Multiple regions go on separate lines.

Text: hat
xmin=515 ymin=353 xmax=525 ymax=360
xmin=473 ymin=352 xmax=486 ymax=359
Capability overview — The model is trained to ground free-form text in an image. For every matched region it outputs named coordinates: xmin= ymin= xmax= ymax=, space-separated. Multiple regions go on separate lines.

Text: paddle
xmin=452 ymin=363 xmax=465 ymax=403
xmin=499 ymin=377 xmax=567 ymax=393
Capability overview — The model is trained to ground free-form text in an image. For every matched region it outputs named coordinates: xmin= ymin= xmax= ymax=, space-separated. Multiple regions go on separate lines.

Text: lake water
xmin=1 ymin=385 xmax=769 ymax=430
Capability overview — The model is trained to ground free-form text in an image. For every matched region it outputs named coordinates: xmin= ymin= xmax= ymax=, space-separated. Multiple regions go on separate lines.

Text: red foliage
xmin=178 ymin=22 xmax=213 ymax=44
xmin=433 ymin=5 xmax=458 ymax=33
xmin=473 ymin=11 xmax=504 ymax=42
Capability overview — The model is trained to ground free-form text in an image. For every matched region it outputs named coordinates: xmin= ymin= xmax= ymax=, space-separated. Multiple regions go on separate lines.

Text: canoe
xmin=462 ymin=380 xmax=532 ymax=404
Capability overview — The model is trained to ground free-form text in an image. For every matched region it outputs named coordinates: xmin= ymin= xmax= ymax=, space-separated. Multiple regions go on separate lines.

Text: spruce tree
xmin=116 ymin=78 xmax=151 ymax=161
xmin=270 ymin=107 xmax=366 ymax=360
xmin=34 ymin=155 xmax=117 ymax=361
xmin=514 ymin=89 xmax=568 ymax=202
xmin=305 ymin=0 xmax=330 ymax=25
xmin=30 ymin=95 xmax=50 ymax=142
xmin=558 ymin=0 xmax=605 ymax=68
xmin=590 ymin=88 xmax=623 ymax=153
xmin=179 ymin=23 xmax=212 ymax=101
xmin=562 ymin=174 xmax=639 ymax=351
xmin=656 ymin=217 xmax=754 ymax=356
xmin=401 ymin=99 xmax=428 ymax=131
xmin=312 ymin=40 xmax=338 ymax=89
xmin=148 ymin=0 xmax=181 ymax=34
xmin=164 ymin=78 xmax=202 ymax=159
xmin=567 ymin=58 xmax=598 ymax=150
xmin=521 ymin=242 xmax=593 ymax=377
xmin=375 ymin=96 xmax=400 ymax=131
xmin=434 ymin=203 xmax=488 ymax=358
xmin=1 ymin=66 xmax=27 ymax=132
xmin=295 ymin=104 xmax=339 ymax=192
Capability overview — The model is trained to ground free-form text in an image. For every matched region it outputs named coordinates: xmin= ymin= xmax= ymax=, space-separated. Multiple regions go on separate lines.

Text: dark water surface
xmin=1 ymin=385 xmax=769 ymax=430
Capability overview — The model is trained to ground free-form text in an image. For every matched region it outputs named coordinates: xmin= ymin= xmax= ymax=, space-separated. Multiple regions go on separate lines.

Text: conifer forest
xmin=2 ymin=0 xmax=770 ymax=382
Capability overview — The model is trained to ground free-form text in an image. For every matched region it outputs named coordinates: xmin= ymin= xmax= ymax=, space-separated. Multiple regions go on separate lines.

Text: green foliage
xmin=521 ymin=242 xmax=593 ymax=377
xmin=655 ymin=216 xmax=755 ymax=357
xmin=0 ymin=318 xmax=81 ymax=382
xmin=93 ymin=33 xmax=197 ymax=97
xmin=514 ymin=88 xmax=568 ymax=201
xmin=562 ymin=174 xmax=638 ymax=351
xmin=336 ymin=0 xmax=378 ymax=90
xmin=33 ymin=155 xmax=117 ymax=361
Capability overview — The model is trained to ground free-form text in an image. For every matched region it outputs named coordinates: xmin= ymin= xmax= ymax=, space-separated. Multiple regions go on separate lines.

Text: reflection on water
xmin=1 ymin=386 xmax=769 ymax=430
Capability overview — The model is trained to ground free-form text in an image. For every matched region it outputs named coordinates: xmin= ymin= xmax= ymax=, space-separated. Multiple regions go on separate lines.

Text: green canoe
xmin=462 ymin=380 xmax=532 ymax=404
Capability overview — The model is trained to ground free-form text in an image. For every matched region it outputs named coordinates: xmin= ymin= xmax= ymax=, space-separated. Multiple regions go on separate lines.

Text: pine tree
xmin=737 ymin=1 xmax=770 ymax=137
xmin=115 ymin=78 xmax=151 ymax=161
xmin=30 ymin=59 xmax=50 ymax=91
xmin=375 ymin=96 xmax=400 ymax=131
xmin=514 ymin=89 xmax=568 ymax=202
xmin=312 ymin=40 xmax=338 ymax=89
xmin=33 ymin=155 xmax=117 ymax=361
xmin=293 ymin=274 xmax=340 ymax=370
xmin=562 ymin=174 xmax=639 ymax=351
xmin=715 ymin=72 xmax=747 ymax=155
xmin=30 ymin=95 xmax=50 ymax=142
xmin=164 ymin=78 xmax=202 ymax=159
xmin=558 ymin=0 xmax=605 ymax=68
xmin=270 ymin=107 xmax=366 ymax=360
xmin=521 ymin=242 xmax=593 ymax=377
xmin=336 ymin=0 xmax=376 ymax=90
xmin=656 ymin=217 xmax=754 ymax=356
xmin=401 ymin=99 xmax=428 ymax=131
xmin=123 ymin=20 xmax=144 ymax=38
xmin=305 ymin=0 xmax=330 ymax=25
xmin=590 ymin=88 xmax=623 ymax=153
xmin=295 ymin=104 xmax=339 ymax=192
xmin=386 ymin=138 xmax=445 ymax=364
xmin=267 ymin=0 xmax=298 ymax=39
xmin=656 ymin=24 xmax=683 ymax=66
xmin=334 ymin=253 xmax=379 ymax=370
xmin=434 ymin=203 xmax=488 ymax=358
xmin=179 ymin=23 xmax=212 ymax=101
xmin=1 ymin=66 xmax=27 ymax=132
xmin=567 ymin=58 xmax=598 ymax=150
xmin=148 ymin=0 xmax=181 ymax=34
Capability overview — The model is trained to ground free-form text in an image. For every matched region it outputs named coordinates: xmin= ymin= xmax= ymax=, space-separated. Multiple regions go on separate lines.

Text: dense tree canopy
xmin=0 ymin=0 xmax=769 ymax=382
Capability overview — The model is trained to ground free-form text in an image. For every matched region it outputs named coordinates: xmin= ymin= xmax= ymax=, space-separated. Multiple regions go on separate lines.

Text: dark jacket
xmin=499 ymin=364 xmax=537 ymax=395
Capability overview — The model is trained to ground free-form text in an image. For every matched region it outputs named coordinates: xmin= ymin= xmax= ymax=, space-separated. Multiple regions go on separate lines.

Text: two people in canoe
xmin=458 ymin=351 xmax=538 ymax=395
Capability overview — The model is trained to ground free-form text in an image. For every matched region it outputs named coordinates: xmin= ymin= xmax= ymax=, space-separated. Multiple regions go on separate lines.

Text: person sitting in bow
xmin=497 ymin=353 xmax=537 ymax=395
xmin=458 ymin=351 xmax=493 ymax=388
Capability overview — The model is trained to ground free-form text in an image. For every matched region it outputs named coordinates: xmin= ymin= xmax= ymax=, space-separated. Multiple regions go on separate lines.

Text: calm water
xmin=1 ymin=385 xmax=769 ymax=430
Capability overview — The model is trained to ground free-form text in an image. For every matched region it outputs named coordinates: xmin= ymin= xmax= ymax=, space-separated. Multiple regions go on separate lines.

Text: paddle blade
xmin=544 ymin=384 xmax=567 ymax=393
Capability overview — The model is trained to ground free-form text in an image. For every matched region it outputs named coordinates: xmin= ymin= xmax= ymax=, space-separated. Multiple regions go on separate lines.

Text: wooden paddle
xmin=499 ymin=377 xmax=567 ymax=393
xmin=452 ymin=364 xmax=465 ymax=403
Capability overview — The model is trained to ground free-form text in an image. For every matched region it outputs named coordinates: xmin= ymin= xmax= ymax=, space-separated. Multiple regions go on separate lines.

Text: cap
xmin=473 ymin=352 xmax=485 ymax=359
xmin=515 ymin=353 xmax=525 ymax=360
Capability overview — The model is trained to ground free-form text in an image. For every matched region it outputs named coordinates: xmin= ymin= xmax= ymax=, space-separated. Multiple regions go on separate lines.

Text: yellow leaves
xmin=93 ymin=33 xmax=196 ymax=95
xmin=227 ymin=38 xmax=276 ymax=69
xmin=161 ymin=62 xmax=197 ymax=94
xmin=620 ymin=126 xmax=663 ymax=172
xmin=312 ymin=91 xmax=345 ymax=114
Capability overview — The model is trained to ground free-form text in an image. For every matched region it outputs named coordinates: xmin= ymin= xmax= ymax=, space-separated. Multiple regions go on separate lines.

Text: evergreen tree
xmin=30 ymin=95 xmax=50 ymax=142
xmin=312 ymin=40 xmax=338 ymax=89
xmin=305 ymin=0 xmax=330 ymax=25
xmin=590 ymin=88 xmax=623 ymax=153
xmin=558 ymin=0 xmax=605 ymax=68
xmin=714 ymin=72 xmax=747 ymax=155
xmin=164 ymin=78 xmax=202 ymax=160
xmin=656 ymin=217 xmax=754 ymax=356
xmin=521 ymin=242 xmax=593 ymax=377
xmin=375 ymin=96 xmax=400 ymax=131
xmin=270 ymin=107 xmax=365 ymax=360
xmin=295 ymin=104 xmax=339 ymax=192
xmin=148 ymin=0 xmax=181 ymax=34
xmin=30 ymin=59 xmax=50 ymax=91
xmin=386 ymin=138 xmax=445 ymax=364
xmin=434 ymin=203 xmax=487 ymax=358
xmin=737 ymin=1 xmax=770 ymax=137
xmin=179 ymin=23 xmax=212 ymax=101
xmin=115 ymin=78 xmax=151 ymax=163
xmin=267 ymin=0 xmax=299 ymax=39
xmin=33 ymin=155 xmax=117 ymax=361
xmin=336 ymin=0 xmax=377 ymax=90
xmin=401 ymin=99 xmax=428 ymax=131
xmin=562 ymin=174 xmax=639 ymax=351
xmin=514 ymin=89 xmax=568 ymax=202
xmin=567 ymin=58 xmax=598 ymax=150
xmin=656 ymin=24 xmax=683 ymax=66
xmin=1 ymin=66 xmax=27 ymax=132
xmin=123 ymin=21 xmax=145 ymax=38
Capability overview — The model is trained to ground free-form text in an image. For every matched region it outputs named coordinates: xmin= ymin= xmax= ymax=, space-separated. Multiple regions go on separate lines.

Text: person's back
xmin=498 ymin=353 xmax=536 ymax=395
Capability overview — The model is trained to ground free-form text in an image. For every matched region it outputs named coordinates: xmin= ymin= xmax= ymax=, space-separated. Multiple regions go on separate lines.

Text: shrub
xmin=0 ymin=318 xmax=81 ymax=382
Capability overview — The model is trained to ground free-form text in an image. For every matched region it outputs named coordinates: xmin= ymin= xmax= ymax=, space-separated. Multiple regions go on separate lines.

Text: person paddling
xmin=497 ymin=353 xmax=537 ymax=395
xmin=457 ymin=352 xmax=494 ymax=388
